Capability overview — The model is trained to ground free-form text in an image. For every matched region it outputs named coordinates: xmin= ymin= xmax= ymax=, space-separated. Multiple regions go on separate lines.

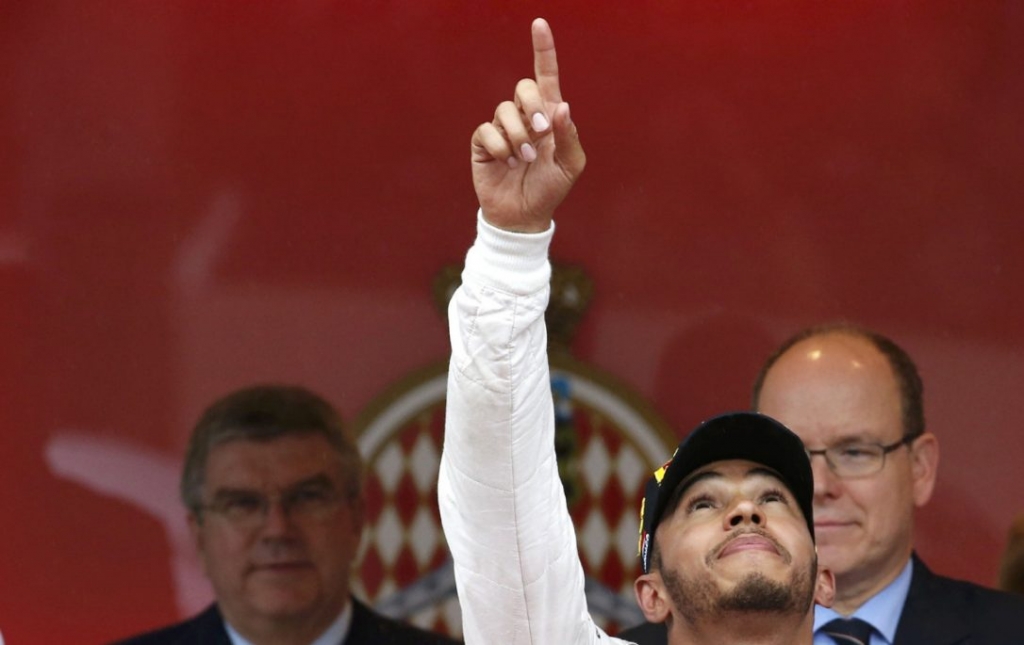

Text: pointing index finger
xmin=532 ymin=18 xmax=561 ymax=104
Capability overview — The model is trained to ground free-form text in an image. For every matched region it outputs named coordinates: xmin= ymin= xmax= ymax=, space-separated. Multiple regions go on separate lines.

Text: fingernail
xmin=532 ymin=112 xmax=550 ymax=132
xmin=521 ymin=142 xmax=537 ymax=162
xmin=564 ymin=102 xmax=571 ymax=124
xmin=507 ymin=155 xmax=519 ymax=169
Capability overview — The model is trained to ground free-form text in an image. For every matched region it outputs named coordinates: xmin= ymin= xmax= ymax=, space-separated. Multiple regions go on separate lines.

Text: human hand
xmin=470 ymin=18 xmax=586 ymax=233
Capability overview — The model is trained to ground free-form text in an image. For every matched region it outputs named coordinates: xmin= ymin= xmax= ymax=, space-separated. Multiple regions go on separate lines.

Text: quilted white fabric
xmin=438 ymin=212 xmax=633 ymax=645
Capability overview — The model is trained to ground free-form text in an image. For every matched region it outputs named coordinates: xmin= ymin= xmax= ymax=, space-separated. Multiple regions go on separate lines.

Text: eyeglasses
xmin=807 ymin=433 xmax=920 ymax=479
xmin=199 ymin=483 xmax=345 ymax=530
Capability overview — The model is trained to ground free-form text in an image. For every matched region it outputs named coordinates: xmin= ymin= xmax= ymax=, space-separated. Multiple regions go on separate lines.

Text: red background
xmin=2 ymin=2 xmax=1023 ymax=642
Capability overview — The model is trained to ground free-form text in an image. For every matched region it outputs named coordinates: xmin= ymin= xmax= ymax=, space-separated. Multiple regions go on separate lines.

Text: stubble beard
xmin=661 ymin=536 xmax=816 ymax=625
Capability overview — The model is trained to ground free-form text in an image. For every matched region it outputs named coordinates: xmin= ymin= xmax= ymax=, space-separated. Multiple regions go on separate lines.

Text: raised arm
xmin=439 ymin=18 xmax=622 ymax=645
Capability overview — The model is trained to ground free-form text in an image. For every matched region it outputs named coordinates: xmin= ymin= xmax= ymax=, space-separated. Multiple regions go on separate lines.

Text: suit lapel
xmin=893 ymin=555 xmax=970 ymax=645
xmin=176 ymin=604 xmax=233 ymax=645
xmin=343 ymin=597 xmax=375 ymax=644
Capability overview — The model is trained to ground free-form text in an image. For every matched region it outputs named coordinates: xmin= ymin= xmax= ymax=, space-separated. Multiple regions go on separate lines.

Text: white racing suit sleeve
xmin=438 ymin=211 xmax=632 ymax=645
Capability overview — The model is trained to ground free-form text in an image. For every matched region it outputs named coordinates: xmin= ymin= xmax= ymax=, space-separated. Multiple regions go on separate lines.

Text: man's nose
xmin=259 ymin=497 xmax=296 ymax=535
xmin=725 ymin=498 xmax=764 ymax=530
xmin=809 ymin=453 xmax=842 ymax=499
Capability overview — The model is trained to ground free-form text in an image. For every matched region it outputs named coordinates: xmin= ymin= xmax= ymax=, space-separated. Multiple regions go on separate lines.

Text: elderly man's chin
xmin=244 ymin=581 xmax=325 ymax=618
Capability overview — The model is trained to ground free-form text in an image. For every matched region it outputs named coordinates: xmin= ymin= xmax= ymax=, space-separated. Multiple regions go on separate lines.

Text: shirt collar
xmin=224 ymin=599 xmax=353 ymax=645
xmin=814 ymin=558 xmax=913 ymax=645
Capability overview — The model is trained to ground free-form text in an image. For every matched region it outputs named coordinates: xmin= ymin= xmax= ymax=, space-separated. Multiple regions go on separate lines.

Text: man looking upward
xmin=438 ymin=18 xmax=834 ymax=645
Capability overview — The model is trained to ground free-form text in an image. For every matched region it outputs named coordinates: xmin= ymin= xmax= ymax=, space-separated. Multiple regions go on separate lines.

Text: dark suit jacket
xmin=615 ymin=554 xmax=1024 ymax=645
xmin=892 ymin=554 xmax=1024 ymax=645
xmin=110 ymin=597 xmax=462 ymax=645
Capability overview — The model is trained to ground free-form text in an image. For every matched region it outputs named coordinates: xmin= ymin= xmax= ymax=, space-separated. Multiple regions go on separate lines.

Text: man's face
xmin=756 ymin=333 xmax=937 ymax=601
xmin=644 ymin=459 xmax=826 ymax=625
xmin=188 ymin=434 xmax=364 ymax=635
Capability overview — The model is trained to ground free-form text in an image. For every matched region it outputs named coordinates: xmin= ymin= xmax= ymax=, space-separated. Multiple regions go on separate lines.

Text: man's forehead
xmin=209 ymin=472 xmax=335 ymax=496
xmin=204 ymin=436 xmax=342 ymax=486
xmin=783 ymin=331 xmax=878 ymax=362
xmin=767 ymin=333 xmax=897 ymax=395
xmin=208 ymin=433 xmax=337 ymax=461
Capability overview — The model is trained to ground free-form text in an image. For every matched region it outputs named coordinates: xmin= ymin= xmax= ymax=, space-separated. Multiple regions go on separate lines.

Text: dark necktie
xmin=821 ymin=617 xmax=875 ymax=645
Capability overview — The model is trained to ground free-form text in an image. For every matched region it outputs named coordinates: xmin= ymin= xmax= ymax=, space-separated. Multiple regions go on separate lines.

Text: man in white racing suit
xmin=438 ymin=18 xmax=835 ymax=645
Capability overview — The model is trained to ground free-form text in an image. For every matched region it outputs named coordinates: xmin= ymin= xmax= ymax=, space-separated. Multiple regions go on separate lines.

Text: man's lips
xmin=814 ymin=519 xmax=856 ymax=531
xmin=717 ymin=534 xmax=781 ymax=559
xmin=250 ymin=560 xmax=313 ymax=573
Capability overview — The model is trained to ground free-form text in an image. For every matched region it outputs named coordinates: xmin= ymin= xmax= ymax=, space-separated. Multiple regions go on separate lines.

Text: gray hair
xmin=180 ymin=384 xmax=363 ymax=514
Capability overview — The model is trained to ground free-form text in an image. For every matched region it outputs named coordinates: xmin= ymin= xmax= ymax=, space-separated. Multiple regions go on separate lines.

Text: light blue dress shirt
xmin=813 ymin=558 xmax=913 ymax=645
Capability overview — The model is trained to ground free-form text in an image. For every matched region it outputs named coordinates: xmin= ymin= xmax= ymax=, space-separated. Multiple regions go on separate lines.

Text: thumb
xmin=551 ymin=102 xmax=586 ymax=180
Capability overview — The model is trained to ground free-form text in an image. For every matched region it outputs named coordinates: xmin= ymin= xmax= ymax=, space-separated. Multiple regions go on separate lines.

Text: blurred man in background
xmin=113 ymin=384 xmax=459 ymax=645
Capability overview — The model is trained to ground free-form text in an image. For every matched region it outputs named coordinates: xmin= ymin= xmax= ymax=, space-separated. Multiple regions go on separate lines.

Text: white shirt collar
xmin=224 ymin=599 xmax=353 ymax=645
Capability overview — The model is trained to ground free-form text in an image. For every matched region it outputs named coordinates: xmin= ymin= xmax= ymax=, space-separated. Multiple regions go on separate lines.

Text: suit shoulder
xmin=926 ymin=571 xmax=1024 ymax=605
xmin=942 ymin=575 xmax=1024 ymax=620
xmin=911 ymin=568 xmax=1024 ymax=634
xmin=107 ymin=606 xmax=227 ymax=645
xmin=348 ymin=601 xmax=462 ymax=644
xmin=109 ymin=622 xmax=191 ymax=645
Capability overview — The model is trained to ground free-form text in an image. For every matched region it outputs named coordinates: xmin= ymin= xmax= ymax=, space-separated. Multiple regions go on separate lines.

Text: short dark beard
xmin=660 ymin=537 xmax=816 ymax=625
xmin=719 ymin=571 xmax=807 ymax=612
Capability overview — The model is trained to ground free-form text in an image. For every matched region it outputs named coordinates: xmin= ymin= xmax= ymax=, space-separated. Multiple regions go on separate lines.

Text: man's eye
xmin=293 ymin=488 xmax=330 ymax=503
xmin=223 ymin=496 xmax=263 ymax=514
xmin=687 ymin=496 xmax=716 ymax=513
xmin=286 ymin=487 xmax=334 ymax=511
xmin=837 ymin=445 xmax=873 ymax=460
xmin=759 ymin=489 xmax=787 ymax=504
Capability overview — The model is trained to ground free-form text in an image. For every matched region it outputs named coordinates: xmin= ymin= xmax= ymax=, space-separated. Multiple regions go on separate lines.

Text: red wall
xmin=2 ymin=2 xmax=1022 ymax=642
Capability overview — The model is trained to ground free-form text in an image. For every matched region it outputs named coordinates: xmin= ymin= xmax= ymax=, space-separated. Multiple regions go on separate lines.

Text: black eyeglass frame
xmin=806 ymin=432 xmax=922 ymax=479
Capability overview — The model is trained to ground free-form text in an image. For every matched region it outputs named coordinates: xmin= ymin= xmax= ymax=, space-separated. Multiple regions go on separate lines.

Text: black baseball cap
xmin=638 ymin=412 xmax=814 ymax=574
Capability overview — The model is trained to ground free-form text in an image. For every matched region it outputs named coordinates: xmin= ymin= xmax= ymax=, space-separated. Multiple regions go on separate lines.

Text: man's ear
xmin=813 ymin=558 xmax=836 ymax=608
xmin=634 ymin=573 xmax=672 ymax=624
xmin=909 ymin=432 xmax=939 ymax=508
xmin=187 ymin=511 xmax=208 ymax=577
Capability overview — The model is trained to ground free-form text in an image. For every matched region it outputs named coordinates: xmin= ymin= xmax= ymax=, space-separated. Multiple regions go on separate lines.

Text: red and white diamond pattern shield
xmin=354 ymin=367 xmax=672 ymax=638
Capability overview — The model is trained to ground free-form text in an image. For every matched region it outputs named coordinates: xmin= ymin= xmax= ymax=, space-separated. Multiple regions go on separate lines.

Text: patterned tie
xmin=822 ymin=617 xmax=875 ymax=645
